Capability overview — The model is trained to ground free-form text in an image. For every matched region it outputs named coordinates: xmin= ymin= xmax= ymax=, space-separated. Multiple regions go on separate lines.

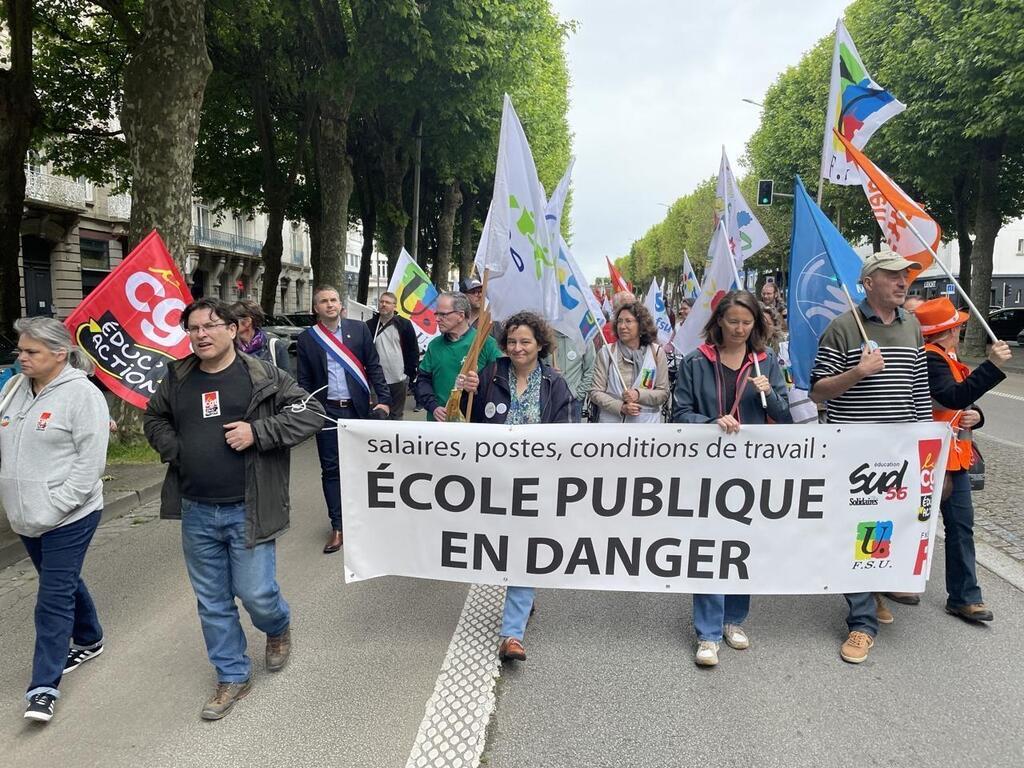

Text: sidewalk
xmin=0 ymin=461 xmax=166 ymax=570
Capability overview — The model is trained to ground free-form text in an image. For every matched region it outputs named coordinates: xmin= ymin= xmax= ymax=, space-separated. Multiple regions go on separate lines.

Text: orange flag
xmin=606 ymin=256 xmax=631 ymax=294
xmin=834 ymin=129 xmax=938 ymax=281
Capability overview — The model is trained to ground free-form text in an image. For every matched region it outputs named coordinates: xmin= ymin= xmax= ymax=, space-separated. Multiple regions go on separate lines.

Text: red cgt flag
xmin=64 ymin=230 xmax=194 ymax=409
xmin=606 ymin=256 xmax=631 ymax=294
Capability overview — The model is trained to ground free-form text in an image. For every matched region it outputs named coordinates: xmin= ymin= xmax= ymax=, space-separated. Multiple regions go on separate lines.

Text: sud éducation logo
xmin=853 ymin=520 xmax=893 ymax=569
xmin=847 ymin=438 xmax=943 ymax=520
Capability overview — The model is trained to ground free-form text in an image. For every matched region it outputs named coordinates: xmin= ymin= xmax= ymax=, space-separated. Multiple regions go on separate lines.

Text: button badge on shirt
xmin=202 ymin=391 xmax=221 ymax=419
xmin=36 ymin=412 xmax=52 ymax=431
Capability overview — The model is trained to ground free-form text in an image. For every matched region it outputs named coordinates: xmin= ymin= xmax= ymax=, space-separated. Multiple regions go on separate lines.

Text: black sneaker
xmin=24 ymin=693 xmax=56 ymax=722
xmin=64 ymin=643 xmax=104 ymax=675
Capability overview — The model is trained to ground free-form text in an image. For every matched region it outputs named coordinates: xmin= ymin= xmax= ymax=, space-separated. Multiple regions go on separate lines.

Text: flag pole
xmin=895 ymin=210 xmax=998 ymax=343
xmin=724 ymin=239 xmax=768 ymax=409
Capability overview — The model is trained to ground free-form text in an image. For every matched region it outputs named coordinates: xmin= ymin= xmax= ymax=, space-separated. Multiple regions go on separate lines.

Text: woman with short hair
xmin=672 ymin=290 xmax=792 ymax=667
xmin=0 ymin=317 xmax=110 ymax=722
xmin=590 ymin=302 xmax=670 ymax=423
xmin=231 ymin=298 xmax=290 ymax=371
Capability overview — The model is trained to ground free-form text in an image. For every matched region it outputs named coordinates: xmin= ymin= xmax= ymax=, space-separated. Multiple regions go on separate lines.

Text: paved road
xmin=3 ymin=426 xmax=1023 ymax=767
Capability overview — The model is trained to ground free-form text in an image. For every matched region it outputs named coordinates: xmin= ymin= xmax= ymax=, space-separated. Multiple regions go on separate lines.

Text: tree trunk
xmin=963 ymin=135 xmax=1005 ymax=358
xmin=0 ymin=0 xmax=39 ymax=333
xmin=951 ymin=170 xmax=973 ymax=301
xmin=316 ymin=91 xmax=355 ymax=294
xmin=120 ymin=0 xmax=212 ymax=268
xmin=259 ymin=208 xmax=285 ymax=313
xmin=378 ymin=140 xmax=409 ymax=272
xmin=304 ymin=132 xmax=323 ymax=284
xmin=871 ymin=227 xmax=882 ymax=253
xmin=433 ymin=179 xmax=462 ymax=287
xmin=459 ymin=187 xmax=478 ymax=282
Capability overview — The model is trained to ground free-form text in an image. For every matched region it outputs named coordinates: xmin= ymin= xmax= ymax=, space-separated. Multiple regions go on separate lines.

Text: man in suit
xmin=297 ymin=285 xmax=391 ymax=553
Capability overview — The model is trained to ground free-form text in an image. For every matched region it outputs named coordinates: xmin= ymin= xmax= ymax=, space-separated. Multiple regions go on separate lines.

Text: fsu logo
xmin=853 ymin=520 xmax=894 ymax=569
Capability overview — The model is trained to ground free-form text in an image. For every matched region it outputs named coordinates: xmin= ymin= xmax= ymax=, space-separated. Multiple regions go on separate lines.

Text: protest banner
xmin=387 ymin=249 xmax=440 ymax=351
xmin=339 ymin=420 xmax=950 ymax=595
xmin=643 ymin=277 xmax=673 ymax=346
xmin=64 ymin=230 xmax=193 ymax=409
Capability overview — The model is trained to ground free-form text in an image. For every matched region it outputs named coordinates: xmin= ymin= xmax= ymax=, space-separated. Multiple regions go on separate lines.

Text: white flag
xmin=474 ymin=95 xmax=560 ymax=323
xmin=680 ymin=250 xmax=700 ymax=300
xmin=715 ymin=147 xmax=769 ymax=265
xmin=672 ymin=220 xmax=737 ymax=357
xmin=819 ymin=19 xmax=906 ymax=186
xmin=643 ymin=277 xmax=673 ymax=346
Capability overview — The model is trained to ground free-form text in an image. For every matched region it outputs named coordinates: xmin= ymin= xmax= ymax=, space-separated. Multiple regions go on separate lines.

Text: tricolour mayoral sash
xmin=311 ymin=323 xmax=370 ymax=393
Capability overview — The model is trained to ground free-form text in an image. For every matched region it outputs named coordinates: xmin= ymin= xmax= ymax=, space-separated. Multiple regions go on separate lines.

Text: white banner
xmin=340 ymin=421 xmax=950 ymax=595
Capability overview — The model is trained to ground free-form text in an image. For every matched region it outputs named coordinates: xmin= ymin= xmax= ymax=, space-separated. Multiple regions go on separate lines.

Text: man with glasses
xmin=365 ymin=292 xmax=419 ymax=420
xmin=414 ymin=292 xmax=501 ymax=421
xmin=144 ymin=298 xmax=323 ymax=720
xmin=296 ymin=285 xmax=391 ymax=553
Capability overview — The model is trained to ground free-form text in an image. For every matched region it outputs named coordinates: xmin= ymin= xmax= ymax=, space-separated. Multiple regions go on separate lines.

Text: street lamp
xmin=741 ymin=98 xmax=764 ymax=107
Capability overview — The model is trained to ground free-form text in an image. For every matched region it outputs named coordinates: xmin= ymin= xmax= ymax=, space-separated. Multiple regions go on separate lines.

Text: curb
xmin=0 ymin=479 xmax=163 ymax=571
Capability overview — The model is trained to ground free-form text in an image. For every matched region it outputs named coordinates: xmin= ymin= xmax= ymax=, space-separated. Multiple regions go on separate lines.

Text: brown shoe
xmin=323 ymin=530 xmax=343 ymax=554
xmin=946 ymin=602 xmax=994 ymax=623
xmin=884 ymin=592 xmax=921 ymax=606
xmin=840 ymin=631 xmax=875 ymax=664
xmin=200 ymin=679 xmax=252 ymax=720
xmin=874 ymin=593 xmax=894 ymax=625
xmin=266 ymin=627 xmax=291 ymax=672
xmin=498 ymin=637 xmax=526 ymax=662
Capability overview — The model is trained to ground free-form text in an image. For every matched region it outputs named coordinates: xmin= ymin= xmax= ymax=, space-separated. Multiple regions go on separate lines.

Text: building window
xmin=234 ymin=214 xmax=245 ymax=239
xmin=1018 ymin=238 xmax=1024 ymax=254
xmin=195 ymin=204 xmax=210 ymax=232
xmin=80 ymin=238 xmax=109 ymax=270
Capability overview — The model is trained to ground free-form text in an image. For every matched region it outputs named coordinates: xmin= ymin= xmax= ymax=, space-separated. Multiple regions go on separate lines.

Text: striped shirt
xmin=810 ymin=301 xmax=930 ymax=424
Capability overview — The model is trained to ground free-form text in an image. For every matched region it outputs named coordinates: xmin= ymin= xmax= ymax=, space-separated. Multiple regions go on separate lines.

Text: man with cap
xmin=809 ymin=250 xmax=932 ymax=664
xmin=912 ymin=297 xmax=1011 ymax=622
xmin=461 ymin=277 xmax=503 ymax=341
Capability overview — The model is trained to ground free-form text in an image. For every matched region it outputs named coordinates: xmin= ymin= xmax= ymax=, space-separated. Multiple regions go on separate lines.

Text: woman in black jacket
xmin=466 ymin=311 xmax=572 ymax=661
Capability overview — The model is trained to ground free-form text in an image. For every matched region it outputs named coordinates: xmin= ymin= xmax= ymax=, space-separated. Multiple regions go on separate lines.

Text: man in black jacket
xmin=365 ymin=291 xmax=419 ymax=420
xmin=296 ymin=285 xmax=390 ymax=553
xmin=144 ymin=298 xmax=323 ymax=721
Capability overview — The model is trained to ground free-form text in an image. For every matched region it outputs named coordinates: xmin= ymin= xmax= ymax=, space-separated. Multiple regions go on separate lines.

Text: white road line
xmin=990 ymin=390 xmax=1024 ymax=403
xmin=406 ymin=584 xmax=505 ymax=768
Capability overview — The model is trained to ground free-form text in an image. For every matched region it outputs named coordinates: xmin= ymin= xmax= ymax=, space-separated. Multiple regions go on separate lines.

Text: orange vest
xmin=925 ymin=342 xmax=973 ymax=471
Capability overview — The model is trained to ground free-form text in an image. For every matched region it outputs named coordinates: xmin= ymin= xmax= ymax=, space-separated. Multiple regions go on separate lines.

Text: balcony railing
xmin=108 ymin=193 xmax=131 ymax=221
xmin=24 ymin=167 xmax=87 ymax=211
xmin=190 ymin=226 xmax=264 ymax=256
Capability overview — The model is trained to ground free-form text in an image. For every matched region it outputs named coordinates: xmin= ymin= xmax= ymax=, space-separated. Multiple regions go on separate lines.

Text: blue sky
xmin=549 ymin=0 xmax=853 ymax=277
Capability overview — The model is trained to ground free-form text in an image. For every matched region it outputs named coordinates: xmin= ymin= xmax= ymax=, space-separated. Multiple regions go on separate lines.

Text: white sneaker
xmin=723 ymin=624 xmax=750 ymax=650
xmin=695 ymin=640 xmax=720 ymax=666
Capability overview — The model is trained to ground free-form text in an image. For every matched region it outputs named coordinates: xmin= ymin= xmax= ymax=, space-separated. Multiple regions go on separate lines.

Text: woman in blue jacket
xmin=467 ymin=311 xmax=572 ymax=661
xmin=672 ymin=290 xmax=791 ymax=667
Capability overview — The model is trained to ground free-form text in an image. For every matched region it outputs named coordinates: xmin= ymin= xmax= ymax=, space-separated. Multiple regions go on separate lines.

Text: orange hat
xmin=914 ymin=297 xmax=969 ymax=337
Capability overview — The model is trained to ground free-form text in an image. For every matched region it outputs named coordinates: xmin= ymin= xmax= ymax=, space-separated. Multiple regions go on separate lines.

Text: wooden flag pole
xmin=895 ymin=210 xmax=998 ymax=343
xmin=444 ymin=269 xmax=493 ymax=422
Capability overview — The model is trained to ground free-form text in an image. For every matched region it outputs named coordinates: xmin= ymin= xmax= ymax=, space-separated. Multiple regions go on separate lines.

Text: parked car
xmin=1017 ymin=327 xmax=1024 ymax=347
xmin=987 ymin=307 xmax=1024 ymax=342
xmin=263 ymin=313 xmax=304 ymax=341
xmin=285 ymin=312 xmax=316 ymax=328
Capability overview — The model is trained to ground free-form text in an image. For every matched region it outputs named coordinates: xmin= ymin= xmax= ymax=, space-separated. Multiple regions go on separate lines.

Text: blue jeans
xmin=501 ymin=587 xmax=535 ymax=640
xmin=181 ymin=500 xmax=290 ymax=683
xmin=20 ymin=509 xmax=104 ymax=699
xmin=569 ymin=399 xmax=583 ymax=423
xmin=314 ymin=402 xmax=355 ymax=530
xmin=693 ymin=594 xmax=750 ymax=642
xmin=845 ymin=592 xmax=878 ymax=637
xmin=942 ymin=470 xmax=982 ymax=607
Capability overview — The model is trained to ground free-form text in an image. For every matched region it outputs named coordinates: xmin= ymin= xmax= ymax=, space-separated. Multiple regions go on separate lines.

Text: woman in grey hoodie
xmin=0 ymin=317 xmax=110 ymax=723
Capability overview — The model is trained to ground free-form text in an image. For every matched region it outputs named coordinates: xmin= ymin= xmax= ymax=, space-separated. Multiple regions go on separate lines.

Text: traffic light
xmin=757 ymin=179 xmax=774 ymax=206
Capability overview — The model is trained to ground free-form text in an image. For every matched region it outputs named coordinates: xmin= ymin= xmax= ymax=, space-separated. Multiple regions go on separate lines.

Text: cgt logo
xmin=917 ymin=439 xmax=942 ymax=522
xmin=853 ymin=520 xmax=894 ymax=569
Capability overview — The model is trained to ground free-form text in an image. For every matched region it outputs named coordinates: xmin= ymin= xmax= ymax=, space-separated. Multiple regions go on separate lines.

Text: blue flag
xmin=787 ymin=176 xmax=865 ymax=390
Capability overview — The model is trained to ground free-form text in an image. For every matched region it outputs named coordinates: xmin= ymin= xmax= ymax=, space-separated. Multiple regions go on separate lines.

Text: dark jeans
xmin=942 ymin=470 xmax=982 ymax=607
xmin=388 ymin=380 xmax=407 ymax=420
xmin=844 ymin=592 xmax=878 ymax=637
xmin=314 ymin=401 xmax=355 ymax=530
xmin=569 ymin=398 xmax=583 ymax=423
xmin=20 ymin=509 xmax=104 ymax=698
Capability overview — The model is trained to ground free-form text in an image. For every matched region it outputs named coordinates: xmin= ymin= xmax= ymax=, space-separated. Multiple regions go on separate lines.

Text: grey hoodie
xmin=0 ymin=365 xmax=110 ymax=537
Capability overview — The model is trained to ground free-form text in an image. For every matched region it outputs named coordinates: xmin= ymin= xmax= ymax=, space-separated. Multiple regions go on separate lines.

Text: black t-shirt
xmin=718 ymin=359 xmax=740 ymax=418
xmin=176 ymin=357 xmax=253 ymax=503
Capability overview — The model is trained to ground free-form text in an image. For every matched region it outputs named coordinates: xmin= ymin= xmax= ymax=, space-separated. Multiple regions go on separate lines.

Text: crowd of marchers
xmin=4 ymin=248 xmax=1011 ymax=722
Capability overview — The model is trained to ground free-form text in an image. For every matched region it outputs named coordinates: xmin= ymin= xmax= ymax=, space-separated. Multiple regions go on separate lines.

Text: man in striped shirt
xmin=810 ymin=250 xmax=930 ymax=664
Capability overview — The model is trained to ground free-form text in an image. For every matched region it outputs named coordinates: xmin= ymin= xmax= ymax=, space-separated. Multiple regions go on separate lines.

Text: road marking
xmin=976 ymin=432 xmax=1024 ymax=450
xmin=990 ymin=390 xmax=1024 ymax=403
xmin=406 ymin=585 xmax=504 ymax=768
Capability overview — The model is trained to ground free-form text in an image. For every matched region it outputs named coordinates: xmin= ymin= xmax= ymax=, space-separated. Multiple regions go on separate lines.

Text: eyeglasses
xmin=434 ymin=310 xmax=463 ymax=318
xmin=186 ymin=322 xmax=228 ymax=335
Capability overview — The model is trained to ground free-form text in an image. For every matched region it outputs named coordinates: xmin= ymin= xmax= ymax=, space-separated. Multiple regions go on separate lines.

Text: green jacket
xmin=143 ymin=353 xmax=325 ymax=547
